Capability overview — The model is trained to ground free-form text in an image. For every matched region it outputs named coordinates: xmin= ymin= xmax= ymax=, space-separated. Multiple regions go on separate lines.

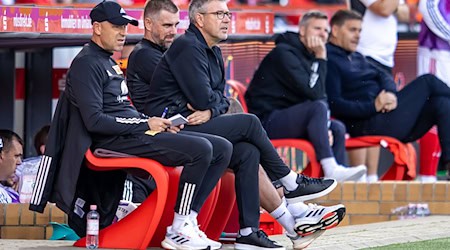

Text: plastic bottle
xmin=86 ymin=205 xmax=99 ymax=249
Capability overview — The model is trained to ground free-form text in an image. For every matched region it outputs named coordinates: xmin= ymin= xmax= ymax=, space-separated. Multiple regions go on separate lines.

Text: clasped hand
xmin=186 ymin=103 xmax=212 ymax=125
xmin=375 ymin=90 xmax=397 ymax=113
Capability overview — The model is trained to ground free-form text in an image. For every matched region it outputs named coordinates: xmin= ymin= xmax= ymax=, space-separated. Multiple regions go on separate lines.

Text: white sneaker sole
xmin=161 ymin=238 xmax=209 ymax=250
xmin=292 ymin=230 xmax=325 ymax=249
xmin=294 ymin=206 xmax=345 ymax=236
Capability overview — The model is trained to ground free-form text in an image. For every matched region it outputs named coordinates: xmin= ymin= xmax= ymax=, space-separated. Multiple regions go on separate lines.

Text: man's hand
xmin=166 ymin=124 xmax=184 ymax=134
xmin=148 ymin=117 xmax=172 ymax=132
xmin=305 ymin=36 xmax=327 ymax=59
xmin=187 ymin=103 xmax=212 ymax=125
xmin=375 ymin=90 xmax=397 ymax=113
xmin=382 ymin=91 xmax=398 ymax=112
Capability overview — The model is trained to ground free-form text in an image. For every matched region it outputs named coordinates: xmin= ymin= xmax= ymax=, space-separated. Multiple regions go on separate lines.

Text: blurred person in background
xmin=245 ymin=10 xmax=367 ymax=182
xmin=326 ymin=10 xmax=450 ymax=182
xmin=417 ymin=0 xmax=450 ymax=86
xmin=347 ymin=0 xmax=409 ymax=182
xmin=0 ymin=130 xmax=23 ymax=203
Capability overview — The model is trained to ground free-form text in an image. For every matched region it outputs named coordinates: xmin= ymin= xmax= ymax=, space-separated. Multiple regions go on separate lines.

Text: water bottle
xmin=86 ymin=205 xmax=99 ymax=249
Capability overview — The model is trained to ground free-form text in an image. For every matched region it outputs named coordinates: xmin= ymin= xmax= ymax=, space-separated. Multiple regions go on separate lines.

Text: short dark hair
xmin=144 ymin=0 xmax=179 ymax=20
xmin=34 ymin=125 xmax=50 ymax=156
xmin=299 ymin=10 xmax=328 ymax=27
xmin=0 ymin=129 xmax=23 ymax=153
xmin=330 ymin=9 xmax=362 ymax=27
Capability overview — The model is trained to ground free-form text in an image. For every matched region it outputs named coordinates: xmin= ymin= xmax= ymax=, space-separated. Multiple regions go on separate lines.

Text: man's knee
xmin=215 ymin=136 xmax=233 ymax=161
xmin=330 ymin=119 xmax=346 ymax=137
xmin=191 ymin=137 xmax=214 ymax=162
xmin=310 ymin=100 xmax=328 ymax=116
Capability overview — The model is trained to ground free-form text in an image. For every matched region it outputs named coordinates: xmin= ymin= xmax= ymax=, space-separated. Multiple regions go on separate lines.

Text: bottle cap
xmin=90 ymin=205 xmax=97 ymax=210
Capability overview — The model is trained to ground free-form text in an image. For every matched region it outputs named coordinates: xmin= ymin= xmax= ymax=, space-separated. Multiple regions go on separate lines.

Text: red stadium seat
xmin=74 ymin=149 xmax=168 ymax=249
xmin=74 ymin=149 xmax=228 ymax=249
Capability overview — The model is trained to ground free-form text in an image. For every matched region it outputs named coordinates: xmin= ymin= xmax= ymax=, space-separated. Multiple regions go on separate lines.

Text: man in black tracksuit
xmin=245 ymin=11 xmax=366 ymax=182
xmin=124 ymin=0 xmax=180 ymax=205
xmin=142 ymin=0 xmax=345 ymax=248
xmin=42 ymin=2 xmax=232 ymax=249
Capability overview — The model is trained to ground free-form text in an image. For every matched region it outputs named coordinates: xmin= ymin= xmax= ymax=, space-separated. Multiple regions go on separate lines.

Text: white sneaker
xmin=161 ymin=220 xmax=209 ymax=249
xmin=288 ymin=230 xmax=324 ymax=249
xmin=325 ymin=164 xmax=367 ymax=182
xmin=294 ymin=203 xmax=345 ymax=236
xmin=192 ymin=221 xmax=222 ymax=249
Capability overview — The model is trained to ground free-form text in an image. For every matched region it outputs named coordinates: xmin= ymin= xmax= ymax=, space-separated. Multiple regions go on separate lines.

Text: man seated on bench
xmin=0 ymin=130 xmax=23 ymax=203
xmin=245 ymin=10 xmax=367 ymax=182
xmin=325 ymin=10 xmax=450 ymax=178
xmin=136 ymin=0 xmax=347 ymax=249
xmin=29 ymin=2 xmax=235 ymax=249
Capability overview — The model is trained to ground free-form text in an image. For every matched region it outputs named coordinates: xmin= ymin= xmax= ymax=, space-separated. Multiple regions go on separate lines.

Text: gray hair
xmin=299 ymin=10 xmax=328 ymax=27
xmin=188 ymin=0 xmax=227 ymax=24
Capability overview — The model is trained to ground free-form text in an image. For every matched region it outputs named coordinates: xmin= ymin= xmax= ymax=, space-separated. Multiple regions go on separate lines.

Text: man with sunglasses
xmin=143 ymin=0 xmax=346 ymax=249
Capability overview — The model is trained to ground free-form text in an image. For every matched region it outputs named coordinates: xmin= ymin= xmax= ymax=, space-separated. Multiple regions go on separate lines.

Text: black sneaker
xmin=235 ymin=229 xmax=285 ymax=250
xmin=284 ymin=175 xmax=337 ymax=203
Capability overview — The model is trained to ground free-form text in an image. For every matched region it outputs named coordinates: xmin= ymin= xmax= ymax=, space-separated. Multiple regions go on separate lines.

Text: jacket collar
xmin=142 ymin=38 xmax=166 ymax=52
xmin=327 ymin=42 xmax=353 ymax=56
xmin=88 ymin=40 xmax=113 ymax=57
xmin=187 ymin=23 xmax=211 ymax=49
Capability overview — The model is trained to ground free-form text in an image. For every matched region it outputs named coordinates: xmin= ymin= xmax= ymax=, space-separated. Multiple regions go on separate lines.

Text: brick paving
xmin=1 ymin=216 xmax=449 ymax=249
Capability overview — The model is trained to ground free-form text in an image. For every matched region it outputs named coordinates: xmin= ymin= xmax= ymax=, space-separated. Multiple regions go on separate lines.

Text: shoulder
xmin=0 ymin=186 xmax=12 ymax=203
xmin=169 ymin=34 xmax=206 ymax=59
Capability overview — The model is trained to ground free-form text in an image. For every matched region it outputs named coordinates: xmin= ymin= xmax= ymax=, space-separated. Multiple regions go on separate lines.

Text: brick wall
xmin=311 ymin=181 xmax=450 ymax=226
xmin=0 ymin=203 xmax=67 ymax=239
xmin=1 ymin=182 xmax=449 ymax=239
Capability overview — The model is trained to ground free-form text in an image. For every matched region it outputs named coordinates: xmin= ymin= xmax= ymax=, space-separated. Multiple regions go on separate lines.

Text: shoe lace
xmin=256 ymin=230 xmax=276 ymax=244
xmin=299 ymin=175 xmax=324 ymax=185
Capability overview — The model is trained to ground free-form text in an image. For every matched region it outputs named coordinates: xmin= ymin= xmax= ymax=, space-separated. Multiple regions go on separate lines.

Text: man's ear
xmin=144 ymin=17 xmax=152 ymax=32
xmin=39 ymin=145 xmax=46 ymax=155
xmin=299 ymin=25 xmax=305 ymax=37
xmin=330 ymin=25 xmax=339 ymax=39
xmin=93 ymin=22 xmax=102 ymax=36
xmin=195 ymin=13 xmax=205 ymax=28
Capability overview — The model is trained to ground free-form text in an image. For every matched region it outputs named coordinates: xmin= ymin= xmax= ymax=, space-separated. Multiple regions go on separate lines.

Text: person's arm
xmin=126 ymin=49 xmax=159 ymax=112
xmin=326 ymin=61 xmax=378 ymax=119
xmin=396 ymin=3 xmax=410 ymax=23
xmin=169 ymin=45 xmax=228 ymax=117
xmin=419 ymin=0 xmax=450 ymax=42
xmin=69 ymin=56 xmax=149 ymax=135
xmin=360 ymin=0 xmax=399 ymax=17
xmin=210 ymin=79 xmax=230 ymax=117
xmin=275 ymin=47 xmax=327 ymax=100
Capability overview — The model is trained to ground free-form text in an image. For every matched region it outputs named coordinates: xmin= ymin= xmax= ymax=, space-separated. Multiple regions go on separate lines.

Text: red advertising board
xmin=1 ymin=5 xmax=273 ymax=35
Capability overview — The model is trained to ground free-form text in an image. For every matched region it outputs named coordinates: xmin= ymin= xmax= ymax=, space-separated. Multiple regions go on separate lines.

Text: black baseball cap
xmin=90 ymin=1 xmax=138 ymax=26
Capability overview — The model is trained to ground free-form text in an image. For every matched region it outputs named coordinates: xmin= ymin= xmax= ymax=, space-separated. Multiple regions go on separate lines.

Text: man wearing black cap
xmin=30 ymin=2 xmax=232 ymax=248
